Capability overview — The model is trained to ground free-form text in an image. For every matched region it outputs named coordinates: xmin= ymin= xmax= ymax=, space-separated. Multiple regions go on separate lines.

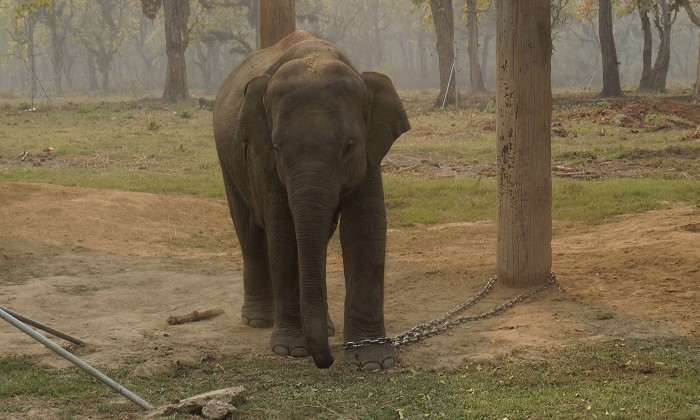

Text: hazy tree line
xmin=0 ymin=0 xmax=697 ymax=104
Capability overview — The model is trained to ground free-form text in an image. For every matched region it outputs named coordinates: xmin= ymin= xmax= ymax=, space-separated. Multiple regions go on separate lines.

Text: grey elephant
xmin=213 ymin=30 xmax=410 ymax=370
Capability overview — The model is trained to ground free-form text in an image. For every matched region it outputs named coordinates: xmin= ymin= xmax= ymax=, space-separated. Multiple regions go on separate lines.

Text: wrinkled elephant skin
xmin=213 ymin=31 xmax=410 ymax=370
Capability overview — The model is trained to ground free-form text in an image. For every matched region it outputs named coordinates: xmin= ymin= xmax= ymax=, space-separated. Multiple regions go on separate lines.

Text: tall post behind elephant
xmin=258 ymin=0 xmax=296 ymax=49
xmin=213 ymin=30 xmax=410 ymax=370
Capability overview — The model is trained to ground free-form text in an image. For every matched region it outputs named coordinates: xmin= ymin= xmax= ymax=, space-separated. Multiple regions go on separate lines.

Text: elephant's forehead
xmin=269 ymin=58 xmax=363 ymax=98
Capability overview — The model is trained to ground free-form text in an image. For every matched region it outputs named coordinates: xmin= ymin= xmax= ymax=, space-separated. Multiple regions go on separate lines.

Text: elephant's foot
xmin=270 ymin=325 xmax=309 ymax=358
xmin=241 ymin=300 xmax=274 ymax=328
xmin=344 ymin=343 xmax=396 ymax=371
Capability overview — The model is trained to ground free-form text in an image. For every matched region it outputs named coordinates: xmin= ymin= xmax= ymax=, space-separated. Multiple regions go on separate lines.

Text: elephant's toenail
xmin=289 ymin=347 xmax=309 ymax=358
xmin=361 ymin=362 xmax=382 ymax=372
xmin=382 ymin=357 xmax=395 ymax=369
xmin=273 ymin=346 xmax=289 ymax=356
xmin=249 ymin=319 xmax=271 ymax=328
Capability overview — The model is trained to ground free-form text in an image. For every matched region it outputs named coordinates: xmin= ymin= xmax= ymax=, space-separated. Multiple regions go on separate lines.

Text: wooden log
xmin=167 ymin=308 xmax=225 ymax=325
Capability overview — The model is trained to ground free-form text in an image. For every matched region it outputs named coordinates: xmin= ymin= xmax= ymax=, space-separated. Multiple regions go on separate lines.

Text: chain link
xmin=342 ymin=273 xmax=557 ymax=350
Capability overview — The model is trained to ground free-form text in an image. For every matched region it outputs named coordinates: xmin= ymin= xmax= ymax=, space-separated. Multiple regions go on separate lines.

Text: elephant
xmin=213 ymin=30 xmax=410 ymax=370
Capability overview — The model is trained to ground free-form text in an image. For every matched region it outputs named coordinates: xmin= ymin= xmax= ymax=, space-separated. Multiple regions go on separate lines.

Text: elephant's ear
xmin=362 ymin=72 xmax=411 ymax=167
xmin=234 ymin=75 xmax=274 ymax=171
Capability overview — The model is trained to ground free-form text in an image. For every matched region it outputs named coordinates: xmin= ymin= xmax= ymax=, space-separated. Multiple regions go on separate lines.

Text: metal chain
xmin=342 ymin=273 xmax=557 ymax=350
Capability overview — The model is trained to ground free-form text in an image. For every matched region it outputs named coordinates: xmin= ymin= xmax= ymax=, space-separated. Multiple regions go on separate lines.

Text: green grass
xmin=554 ymin=178 xmax=699 ymax=223
xmin=1 ymin=338 xmax=697 ymax=418
xmin=384 ymin=175 xmax=495 ymax=226
xmin=1 ymin=96 xmax=697 ymax=227
xmin=384 ymin=175 xmax=699 ymax=226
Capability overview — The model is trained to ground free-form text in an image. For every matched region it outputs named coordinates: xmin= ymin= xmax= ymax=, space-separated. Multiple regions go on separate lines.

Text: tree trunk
xmin=599 ymin=0 xmax=622 ymax=97
xmin=44 ymin=0 xmax=67 ymax=96
xmin=466 ymin=0 xmax=487 ymax=93
xmin=50 ymin=35 xmax=64 ymax=95
xmin=496 ymin=0 xmax=552 ymax=287
xmin=638 ymin=4 xmax=654 ymax=91
xmin=100 ymin=65 xmax=110 ymax=93
xmin=481 ymin=33 xmax=493 ymax=86
xmin=651 ymin=1 xmax=673 ymax=92
xmin=137 ymin=13 xmax=155 ymax=91
xmin=195 ymin=43 xmax=211 ymax=92
xmin=162 ymin=0 xmax=190 ymax=102
xmin=258 ymin=0 xmax=295 ymax=49
xmin=63 ymin=50 xmax=74 ymax=90
xmin=679 ymin=0 xmax=700 ymax=104
xmin=27 ymin=19 xmax=37 ymax=106
xmin=694 ymin=34 xmax=700 ymax=105
xmin=430 ymin=0 xmax=456 ymax=107
xmin=370 ymin=0 xmax=382 ymax=67
xmin=418 ymin=26 xmax=428 ymax=81
xmin=86 ymin=51 xmax=99 ymax=91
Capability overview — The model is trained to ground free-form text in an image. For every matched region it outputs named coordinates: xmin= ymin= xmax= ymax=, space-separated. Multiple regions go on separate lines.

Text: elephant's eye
xmin=342 ymin=139 xmax=355 ymax=158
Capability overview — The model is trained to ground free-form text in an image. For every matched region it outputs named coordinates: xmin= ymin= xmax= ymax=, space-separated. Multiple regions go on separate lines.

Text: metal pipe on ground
xmin=0 ymin=308 xmax=153 ymax=411
xmin=0 ymin=307 xmax=85 ymax=346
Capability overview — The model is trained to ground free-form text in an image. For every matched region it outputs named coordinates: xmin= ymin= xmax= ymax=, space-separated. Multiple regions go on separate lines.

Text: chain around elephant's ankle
xmin=342 ymin=337 xmax=395 ymax=350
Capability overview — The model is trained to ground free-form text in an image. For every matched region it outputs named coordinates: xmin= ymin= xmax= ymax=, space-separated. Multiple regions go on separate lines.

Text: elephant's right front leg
xmin=266 ymin=219 xmax=309 ymax=358
xmin=230 ymin=192 xmax=274 ymax=329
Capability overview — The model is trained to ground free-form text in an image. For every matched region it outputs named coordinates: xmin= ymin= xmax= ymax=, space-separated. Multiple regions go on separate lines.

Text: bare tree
xmin=465 ymin=0 xmax=486 ymax=93
xmin=38 ymin=0 xmax=73 ymax=95
xmin=551 ymin=0 xmax=574 ymax=40
xmin=599 ymin=0 xmax=622 ymax=96
xmin=430 ymin=0 xmax=456 ymax=106
xmin=678 ymin=0 xmax=700 ymax=104
xmin=638 ymin=0 xmax=655 ymax=90
xmin=141 ymin=0 xmax=192 ymax=101
xmin=637 ymin=0 xmax=680 ymax=92
xmin=72 ymin=0 xmax=132 ymax=93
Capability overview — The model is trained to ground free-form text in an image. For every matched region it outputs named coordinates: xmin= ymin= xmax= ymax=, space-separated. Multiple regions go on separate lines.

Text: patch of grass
xmin=553 ymin=178 xmax=700 ymax=223
xmin=147 ymin=120 xmax=161 ymax=131
xmin=615 ymin=145 xmax=699 ymax=160
xmin=0 ymin=168 xmax=225 ymax=197
xmin=384 ymin=175 xmax=495 ymax=226
xmin=0 ymin=97 xmax=697 ymax=227
xmin=383 ymin=175 xmax=698 ymax=227
xmin=1 ymin=338 xmax=698 ymax=418
xmin=0 ymin=357 xmax=133 ymax=417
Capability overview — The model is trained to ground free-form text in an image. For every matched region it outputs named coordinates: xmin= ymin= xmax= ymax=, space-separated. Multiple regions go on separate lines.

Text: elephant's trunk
xmin=288 ymin=164 xmax=338 ymax=369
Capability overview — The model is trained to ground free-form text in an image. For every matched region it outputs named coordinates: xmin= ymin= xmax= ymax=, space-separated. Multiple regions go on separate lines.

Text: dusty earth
xmin=0 ymin=182 xmax=698 ymax=377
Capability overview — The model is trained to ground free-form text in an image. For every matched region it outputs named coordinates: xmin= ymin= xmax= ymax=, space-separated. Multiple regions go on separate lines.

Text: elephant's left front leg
xmin=340 ymin=168 xmax=395 ymax=371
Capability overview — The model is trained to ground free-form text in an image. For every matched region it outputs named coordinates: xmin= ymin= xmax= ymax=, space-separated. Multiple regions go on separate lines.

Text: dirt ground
xmin=0 ymin=182 xmax=698 ymax=375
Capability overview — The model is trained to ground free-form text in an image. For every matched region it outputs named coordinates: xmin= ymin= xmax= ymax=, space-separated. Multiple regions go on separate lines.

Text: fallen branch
xmin=167 ymin=308 xmax=225 ymax=325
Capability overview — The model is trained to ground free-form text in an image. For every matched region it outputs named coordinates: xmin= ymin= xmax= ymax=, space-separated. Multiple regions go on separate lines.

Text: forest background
xmin=1 ymin=0 xmax=699 ymax=104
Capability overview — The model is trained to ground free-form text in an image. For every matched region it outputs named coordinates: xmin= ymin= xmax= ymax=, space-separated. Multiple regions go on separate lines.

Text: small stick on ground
xmin=167 ymin=308 xmax=225 ymax=325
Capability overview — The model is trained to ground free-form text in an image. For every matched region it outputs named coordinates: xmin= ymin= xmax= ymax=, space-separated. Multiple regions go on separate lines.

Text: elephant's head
xmin=234 ymin=56 xmax=410 ymax=368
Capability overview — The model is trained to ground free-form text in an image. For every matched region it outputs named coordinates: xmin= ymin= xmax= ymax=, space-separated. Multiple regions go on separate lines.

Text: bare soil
xmin=0 ymin=182 xmax=698 ymax=375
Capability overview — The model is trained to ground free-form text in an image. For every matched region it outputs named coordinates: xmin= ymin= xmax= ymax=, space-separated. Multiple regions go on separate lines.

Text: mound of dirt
xmin=555 ymin=98 xmax=699 ymax=130
xmin=0 ymin=183 xmax=698 ymax=372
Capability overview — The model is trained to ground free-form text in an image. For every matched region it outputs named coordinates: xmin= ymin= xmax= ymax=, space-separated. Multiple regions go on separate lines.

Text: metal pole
xmin=441 ymin=60 xmax=456 ymax=109
xmin=0 ymin=308 xmax=154 ymax=411
xmin=0 ymin=307 xmax=85 ymax=346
